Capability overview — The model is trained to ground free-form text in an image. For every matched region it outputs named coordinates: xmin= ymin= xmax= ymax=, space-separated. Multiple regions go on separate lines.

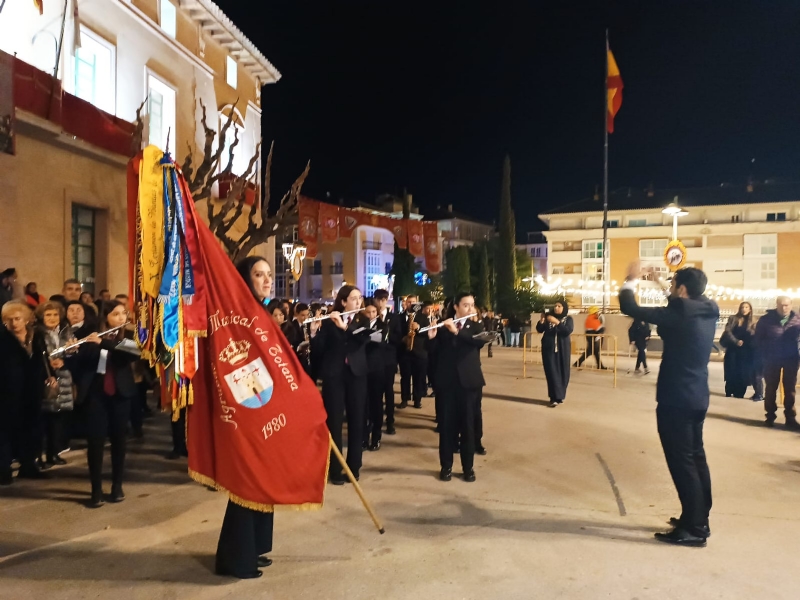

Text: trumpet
xmin=304 ymin=308 xmax=361 ymax=324
xmin=49 ymin=323 xmax=128 ymax=357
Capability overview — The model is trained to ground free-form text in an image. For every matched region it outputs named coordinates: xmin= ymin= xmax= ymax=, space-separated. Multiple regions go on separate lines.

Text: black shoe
xmin=368 ymin=440 xmax=381 ymax=451
xmin=785 ymin=419 xmax=800 ymax=431
xmin=475 ymin=446 xmax=487 ymax=456
xmin=330 ymin=475 xmax=346 ymax=486
xmin=17 ymin=466 xmax=50 ymax=479
xmin=548 ymin=401 xmax=559 ymax=408
xmin=48 ymin=456 xmax=67 ymax=466
xmin=165 ymin=450 xmax=183 ymax=460
xmin=362 ymin=440 xmax=369 ymax=450
xmin=0 ymin=471 xmax=12 ymax=486
xmin=216 ymin=568 xmax=262 ymax=579
xmin=110 ymin=486 xmax=125 ymax=503
xmin=654 ymin=527 xmax=707 ymax=547
xmin=257 ymin=556 xmax=273 ymax=568
xmin=463 ymin=470 xmax=476 ymax=482
xmin=439 ymin=468 xmax=452 ymax=481
xmin=765 ymin=418 xmax=776 ymax=428
xmin=385 ymin=425 xmax=396 ymax=435
xmin=37 ymin=459 xmax=52 ymax=471
xmin=413 ymin=401 xmax=422 ymax=409
xmin=88 ymin=495 xmax=105 ymax=509
xmin=669 ymin=517 xmax=711 ymax=537
xmin=398 ymin=400 xmax=409 ymax=409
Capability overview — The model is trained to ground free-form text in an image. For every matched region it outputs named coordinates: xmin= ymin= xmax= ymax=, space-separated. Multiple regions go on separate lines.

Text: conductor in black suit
xmin=620 ymin=263 xmax=719 ymax=548
xmin=311 ymin=285 xmax=370 ymax=484
xmin=430 ymin=292 xmax=488 ymax=483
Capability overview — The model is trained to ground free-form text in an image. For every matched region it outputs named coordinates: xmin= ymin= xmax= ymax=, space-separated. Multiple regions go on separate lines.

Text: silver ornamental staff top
xmin=304 ymin=308 xmax=361 ymax=324
xmin=417 ymin=313 xmax=477 ymax=333
xmin=49 ymin=323 xmax=128 ymax=358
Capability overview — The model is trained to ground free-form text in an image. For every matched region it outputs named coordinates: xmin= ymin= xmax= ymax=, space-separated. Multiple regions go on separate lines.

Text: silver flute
xmin=418 ymin=313 xmax=477 ymax=333
xmin=304 ymin=308 xmax=361 ymax=324
xmin=49 ymin=323 xmax=128 ymax=357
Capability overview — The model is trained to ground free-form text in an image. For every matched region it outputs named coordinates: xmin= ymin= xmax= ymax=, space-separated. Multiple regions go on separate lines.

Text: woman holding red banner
xmin=311 ymin=285 xmax=371 ymax=485
xmin=214 ymin=256 xmax=277 ymax=580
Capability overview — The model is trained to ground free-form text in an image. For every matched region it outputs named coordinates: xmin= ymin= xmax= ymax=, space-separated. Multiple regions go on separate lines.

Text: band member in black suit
xmin=212 ymin=256 xmax=277 ymax=579
xmin=363 ymin=302 xmax=386 ymax=451
xmin=311 ymin=285 xmax=371 ymax=484
xmin=430 ymin=293 xmax=487 ymax=482
xmin=284 ymin=302 xmax=312 ymax=377
xmin=396 ymin=295 xmax=430 ymax=409
xmin=373 ymin=289 xmax=399 ymax=434
xmin=67 ymin=300 xmax=140 ymax=507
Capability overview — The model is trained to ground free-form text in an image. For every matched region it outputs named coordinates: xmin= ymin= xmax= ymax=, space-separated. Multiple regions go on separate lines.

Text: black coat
xmin=67 ymin=335 xmax=140 ymax=405
xmin=536 ymin=316 xmax=573 ymax=401
xmin=381 ymin=311 xmax=402 ymax=367
xmin=628 ymin=320 xmax=651 ymax=348
xmin=311 ymin=314 xmax=371 ymax=379
xmin=365 ymin=318 xmax=386 ymax=373
xmin=620 ymin=288 xmax=719 ymax=411
xmin=434 ymin=319 xmax=487 ymax=390
xmin=396 ymin=310 xmax=432 ymax=359
xmin=0 ymin=328 xmax=46 ymax=430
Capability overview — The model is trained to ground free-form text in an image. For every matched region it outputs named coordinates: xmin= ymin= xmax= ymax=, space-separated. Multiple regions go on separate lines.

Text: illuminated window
xmin=73 ymin=27 xmax=116 ymax=114
xmin=160 ymin=1 xmax=177 ymax=38
xmin=147 ymin=74 xmax=176 ymax=150
xmin=639 ymin=239 xmax=668 ymax=259
xmin=226 ymin=56 xmax=238 ymax=89
xmin=582 ymin=240 xmax=604 ymax=260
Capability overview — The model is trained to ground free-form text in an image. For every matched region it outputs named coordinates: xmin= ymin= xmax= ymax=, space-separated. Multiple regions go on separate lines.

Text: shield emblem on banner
xmin=223 ymin=358 xmax=274 ymax=409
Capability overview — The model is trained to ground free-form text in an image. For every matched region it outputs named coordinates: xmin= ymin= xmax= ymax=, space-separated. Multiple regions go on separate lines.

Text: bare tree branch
xmin=130 ymin=99 xmax=147 ymax=157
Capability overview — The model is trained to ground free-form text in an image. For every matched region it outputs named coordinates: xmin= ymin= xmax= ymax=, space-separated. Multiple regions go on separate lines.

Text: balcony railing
xmin=310 ymin=265 xmax=323 ymax=275
xmin=330 ymin=264 xmax=344 ymax=275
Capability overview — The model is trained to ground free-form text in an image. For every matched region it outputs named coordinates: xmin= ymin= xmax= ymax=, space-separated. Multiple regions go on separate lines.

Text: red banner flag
xmin=407 ymin=219 xmax=424 ymax=257
xmin=298 ymin=197 xmax=319 ymax=259
xmin=339 ymin=208 xmax=364 ymax=239
xmin=391 ymin=218 xmax=407 ymax=250
xmin=607 ymin=48 xmax=623 ymax=133
xmin=319 ymin=202 xmax=340 ymax=244
xmin=423 ymin=221 xmax=442 ymax=273
xmin=185 ymin=191 xmax=330 ymax=510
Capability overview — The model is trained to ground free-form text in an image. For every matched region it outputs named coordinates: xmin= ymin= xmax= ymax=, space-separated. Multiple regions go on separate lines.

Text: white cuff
xmin=621 ymin=279 xmax=638 ymax=293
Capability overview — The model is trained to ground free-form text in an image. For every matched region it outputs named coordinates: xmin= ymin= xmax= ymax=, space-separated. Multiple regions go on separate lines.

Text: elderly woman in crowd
xmin=0 ymin=300 xmax=51 ymax=484
xmin=35 ymin=302 xmax=74 ymax=468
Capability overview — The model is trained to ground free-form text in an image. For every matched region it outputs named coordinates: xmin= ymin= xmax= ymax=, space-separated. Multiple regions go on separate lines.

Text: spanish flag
xmin=33 ymin=0 xmax=44 ymax=15
xmin=607 ymin=49 xmax=623 ymax=133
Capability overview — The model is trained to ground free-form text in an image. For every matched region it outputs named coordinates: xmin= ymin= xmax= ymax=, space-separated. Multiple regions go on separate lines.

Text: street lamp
xmin=282 ymin=242 xmax=307 ymax=282
xmin=662 ymin=197 xmax=688 ymax=241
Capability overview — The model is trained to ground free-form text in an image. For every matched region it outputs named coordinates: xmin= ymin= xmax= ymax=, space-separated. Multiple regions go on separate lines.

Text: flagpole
xmin=54 ymin=0 xmax=69 ymax=79
xmin=602 ymin=28 xmax=610 ymax=314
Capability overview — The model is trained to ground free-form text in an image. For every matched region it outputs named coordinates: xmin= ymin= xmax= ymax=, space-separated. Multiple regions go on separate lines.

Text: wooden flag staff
xmin=328 ymin=434 xmax=385 ymax=534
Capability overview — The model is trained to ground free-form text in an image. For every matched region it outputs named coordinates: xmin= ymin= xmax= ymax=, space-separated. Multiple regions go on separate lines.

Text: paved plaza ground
xmin=2 ymin=347 xmax=800 ymax=599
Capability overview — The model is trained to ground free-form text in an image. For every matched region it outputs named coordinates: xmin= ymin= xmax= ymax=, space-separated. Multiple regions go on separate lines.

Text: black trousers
xmin=656 ymin=406 xmax=712 ymax=536
xmin=366 ymin=368 xmax=385 ymax=443
xmin=399 ymin=353 xmax=427 ymax=403
xmin=171 ymin=408 xmax=188 ymax=455
xmin=43 ymin=412 xmax=66 ymax=461
xmin=215 ymin=500 xmax=273 ymax=577
xmin=576 ymin=336 xmax=604 ymax=368
xmin=323 ymin=370 xmax=366 ymax=478
xmin=438 ymin=383 xmax=479 ymax=472
xmin=382 ymin=364 xmax=396 ymax=426
xmin=86 ymin=393 xmax=131 ymax=495
xmin=635 ymin=342 xmax=648 ymax=370
xmin=475 ymin=390 xmax=483 ymax=447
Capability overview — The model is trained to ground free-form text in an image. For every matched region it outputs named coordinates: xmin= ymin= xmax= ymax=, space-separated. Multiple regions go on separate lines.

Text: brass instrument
xmin=297 ymin=320 xmax=311 ymax=359
xmin=404 ymin=302 xmax=422 ymax=351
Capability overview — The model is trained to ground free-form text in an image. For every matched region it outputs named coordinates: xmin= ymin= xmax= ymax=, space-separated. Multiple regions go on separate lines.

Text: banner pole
xmin=328 ymin=433 xmax=385 ymax=534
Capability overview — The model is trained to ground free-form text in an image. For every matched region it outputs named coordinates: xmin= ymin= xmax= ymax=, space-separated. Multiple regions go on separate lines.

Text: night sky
xmin=216 ymin=1 xmax=800 ymax=238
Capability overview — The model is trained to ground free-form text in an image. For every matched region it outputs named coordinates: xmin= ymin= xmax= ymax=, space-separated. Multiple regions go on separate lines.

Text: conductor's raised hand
xmin=626 ymin=260 xmax=642 ymax=282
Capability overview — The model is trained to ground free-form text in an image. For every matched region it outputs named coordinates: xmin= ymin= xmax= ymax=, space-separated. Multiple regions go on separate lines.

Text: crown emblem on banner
xmin=219 ymin=338 xmax=251 ymax=365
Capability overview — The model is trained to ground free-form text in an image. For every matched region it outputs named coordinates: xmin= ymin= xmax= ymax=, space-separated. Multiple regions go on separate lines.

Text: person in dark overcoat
xmin=0 ymin=300 xmax=50 ymax=484
xmin=721 ymin=302 xmax=756 ymax=398
xmin=431 ymin=293 xmax=487 ymax=482
xmin=536 ymin=300 xmax=573 ymax=407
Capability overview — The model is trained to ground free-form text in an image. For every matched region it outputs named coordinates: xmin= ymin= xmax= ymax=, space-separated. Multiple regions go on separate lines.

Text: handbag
xmin=41 ymin=351 xmax=60 ymax=403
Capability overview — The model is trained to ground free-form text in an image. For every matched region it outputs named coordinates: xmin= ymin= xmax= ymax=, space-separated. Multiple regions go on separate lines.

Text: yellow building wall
xmin=778 ymin=233 xmax=800 ymax=290
xmin=0 ymin=134 xmax=128 ymax=297
xmin=609 ymin=238 xmax=640 ymax=306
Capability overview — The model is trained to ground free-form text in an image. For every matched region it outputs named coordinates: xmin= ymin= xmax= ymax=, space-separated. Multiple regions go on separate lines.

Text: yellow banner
xmin=138 ymin=145 xmax=165 ymax=298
